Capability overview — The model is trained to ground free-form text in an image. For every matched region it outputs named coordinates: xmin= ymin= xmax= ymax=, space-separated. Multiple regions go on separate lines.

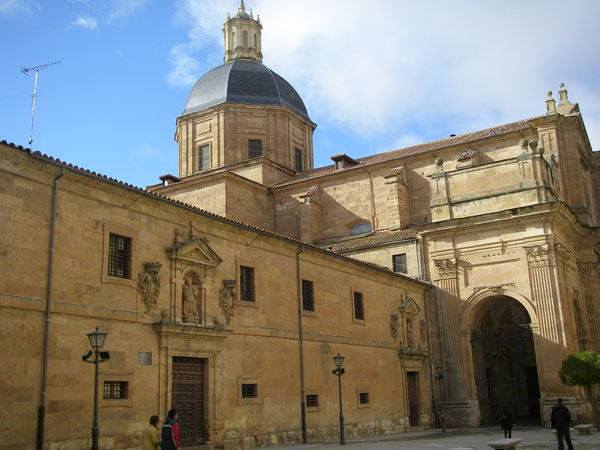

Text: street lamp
xmin=332 ymin=353 xmax=345 ymax=445
xmin=82 ymin=327 xmax=110 ymax=450
xmin=434 ymin=365 xmax=446 ymax=432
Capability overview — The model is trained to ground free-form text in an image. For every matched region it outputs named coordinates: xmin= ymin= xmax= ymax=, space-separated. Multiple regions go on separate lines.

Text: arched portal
xmin=469 ymin=295 xmax=540 ymax=425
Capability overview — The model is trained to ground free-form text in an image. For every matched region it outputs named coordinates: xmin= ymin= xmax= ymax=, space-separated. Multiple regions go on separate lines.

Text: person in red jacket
xmin=161 ymin=409 xmax=180 ymax=450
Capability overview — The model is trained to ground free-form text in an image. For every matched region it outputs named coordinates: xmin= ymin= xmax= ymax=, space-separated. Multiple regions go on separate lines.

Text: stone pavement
xmin=269 ymin=426 xmax=599 ymax=450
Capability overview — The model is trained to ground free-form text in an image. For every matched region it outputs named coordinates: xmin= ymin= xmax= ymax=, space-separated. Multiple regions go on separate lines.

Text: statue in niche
xmin=406 ymin=318 xmax=414 ymax=348
xmin=219 ymin=279 xmax=237 ymax=325
xmin=390 ymin=314 xmax=399 ymax=342
xmin=137 ymin=262 xmax=162 ymax=313
xmin=182 ymin=272 xmax=201 ymax=323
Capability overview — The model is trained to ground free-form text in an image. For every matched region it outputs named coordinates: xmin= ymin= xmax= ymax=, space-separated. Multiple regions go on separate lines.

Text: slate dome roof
xmin=182 ymin=59 xmax=310 ymax=120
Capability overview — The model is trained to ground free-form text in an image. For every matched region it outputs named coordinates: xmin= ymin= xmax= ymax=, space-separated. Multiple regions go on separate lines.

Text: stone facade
xmin=0 ymin=143 xmax=430 ymax=449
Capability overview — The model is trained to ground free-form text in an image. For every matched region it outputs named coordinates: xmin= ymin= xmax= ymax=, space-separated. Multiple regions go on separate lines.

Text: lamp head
xmin=82 ymin=350 xmax=93 ymax=361
xmin=87 ymin=327 xmax=108 ymax=349
xmin=333 ymin=353 xmax=344 ymax=368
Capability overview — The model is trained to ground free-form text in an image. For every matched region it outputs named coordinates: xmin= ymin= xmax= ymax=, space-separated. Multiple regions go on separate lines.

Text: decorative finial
xmin=227 ymin=12 xmax=230 ymax=20
xmin=250 ymin=9 xmax=253 ymax=19
xmin=558 ymin=82 xmax=570 ymax=106
xmin=546 ymin=90 xmax=556 ymax=114
xmin=239 ymin=0 xmax=245 ymax=11
xmin=519 ymin=139 xmax=529 ymax=151
xmin=257 ymin=14 xmax=260 ymax=23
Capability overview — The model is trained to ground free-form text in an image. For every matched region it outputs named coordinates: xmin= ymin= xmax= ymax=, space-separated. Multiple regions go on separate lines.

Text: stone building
xmin=1 ymin=2 xmax=599 ymax=450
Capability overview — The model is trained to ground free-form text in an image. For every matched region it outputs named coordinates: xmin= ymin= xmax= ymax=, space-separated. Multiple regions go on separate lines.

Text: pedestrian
xmin=142 ymin=415 xmax=161 ymax=450
xmin=499 ymin=403 xmax=514 ymax=438
xmin=551 ymin=398 xmax=574 ymax=450
xmin=161 ymin=408 xmax=180 ymax=450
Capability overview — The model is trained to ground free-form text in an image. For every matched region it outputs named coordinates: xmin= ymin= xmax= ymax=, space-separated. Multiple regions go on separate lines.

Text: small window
xmin=240 ymin=266 xmax=255 ymax=302
xmin=392 ymin=254 xmax=407 ymax=274
xmin=232 ymin=31 xmax=236 ymax=48
xmin=302 ymin=279 xmax=314 ymax=312
xmin=295 ymin=148 xmax=303 ymax=172
xmin=306 ymin=394 xmax=319 ymax=408
xmin=198 ymin=144 xmax=209 ymax=171
xmin=359 ymin=392 xmax=369 ymax=404
xmin=254 ymin=34 xmax=257 ymax=48
xmin=108 ymin=233 xmax=131 ymax=279
xmin=241 ymin=383 xmax=257 ymax=398
xmin=248 ymin=139 xmax=262 ymax=158
xmin=104 ymin=381 xmax=128 ymax=399
xmin=349 ymin=222 xmax=372 ymax=235
xmin=353 ymin=291 xmax=364 ymax=321
xmin=243 ymin=30 xmax=248 ymax=49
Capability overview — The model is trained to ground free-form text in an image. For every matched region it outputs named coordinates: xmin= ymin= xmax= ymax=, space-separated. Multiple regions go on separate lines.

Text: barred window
xmin=108 ymin=233 xmax=131 ymax=279
xmin=241 ymin=383 xmax=257 ymax=398
xmin=392 ymin=254 xmax=407 ymax=274
xmin=295 ymin=148 xmax=303 ymax=172
xmin=248 ymin=140 xmax=262 ymax=158
xmin=302 ymin=279 xmax=314 ymax=312
xmin=359 ymin=392 xmax=369 ymax=404
xmin=353 ymin=291 xmax=364 ymax=321
xmin=240 ymin=266 xmax=255 ymax=302
xmin=104 ymin=381 xmax=128 ymax=399
xmin=306 ymin=394 xmax=319 ymax=408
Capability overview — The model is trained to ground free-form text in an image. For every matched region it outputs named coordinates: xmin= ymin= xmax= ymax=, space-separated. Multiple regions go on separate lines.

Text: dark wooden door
xmin=406 ymin=371 xmax=420 ymax=427
xmin=172 ymin=357 xmax=205 ymax=446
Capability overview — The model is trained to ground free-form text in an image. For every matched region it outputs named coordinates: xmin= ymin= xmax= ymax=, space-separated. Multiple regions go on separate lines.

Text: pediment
xmin=398 ymin=297 xmax=420 ymax=316
xmin=166 ymin=238 xmax=222 ymax=267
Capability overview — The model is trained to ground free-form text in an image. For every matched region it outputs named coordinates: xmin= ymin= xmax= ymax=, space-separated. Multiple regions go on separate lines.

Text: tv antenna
xmin=21 ymin=60 xmax=61 ymax=150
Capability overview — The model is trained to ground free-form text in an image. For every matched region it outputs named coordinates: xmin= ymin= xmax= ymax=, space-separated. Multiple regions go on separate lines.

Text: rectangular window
xmin=306 ymin=394 xmax=319 ymax=408
xmin=241 ymin=383 xmax=257 ymax=398
xmin=248 ymin=139 xmax=262 ymax=158
xmin=295 ymin=148 xmax=303 ymax=172
xmin=392 ymin=254 xmax=407 ymax=274
xmin=108 ymin=233 xmax=131 ymax=279
xmin=103 ymin=381 xmax=128 ymax=399
xmin=353 ymin=291 xmax=364 ymax=321
xmin=198 ymin=144 xmax=210 ymax=170
xmin=302 ymin=279 xmax=314 ymax=312
xmin=359 ymin=392 xmax=369 ymax=404
xmin=240 ymin=266 xmax=255 ymax=302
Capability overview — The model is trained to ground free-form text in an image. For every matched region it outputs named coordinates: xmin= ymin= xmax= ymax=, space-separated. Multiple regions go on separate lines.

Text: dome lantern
xmin=223 ymin=1 xmax=263 ymax=63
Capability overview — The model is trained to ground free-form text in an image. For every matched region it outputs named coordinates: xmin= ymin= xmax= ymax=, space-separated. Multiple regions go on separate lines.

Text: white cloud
xmin=170 ymin=0 xmax=600 ymax=151
xmin=108 ymin=0 xmax=148 ymax=21
xmin=71 ymin=16 xmax=97 ymax=30
xmin=0 ymin=0 xmax=40 ymax=17
xmin=167 ymin=43 xmax=203 ymax=87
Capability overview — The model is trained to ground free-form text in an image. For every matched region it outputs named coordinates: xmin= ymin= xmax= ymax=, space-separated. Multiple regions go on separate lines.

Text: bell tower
xmin=223 ymin=1 xmax=263 ymax=63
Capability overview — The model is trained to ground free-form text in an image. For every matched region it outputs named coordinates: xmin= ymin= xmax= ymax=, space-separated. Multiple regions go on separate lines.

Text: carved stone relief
xmin=137 ymin=262 xmax=162 ymax=313
xmin=182 ymin=270 xmax=203 ymax=323
xmin=525 ymin=244 xmax=550 ymax=268
xmin=434 ymin=258 xmax=457 ymax=278
xmin=390 ymin=314 xmax=399 ymax=342
xmin=219 ymin=279 xmax=237 ymax=325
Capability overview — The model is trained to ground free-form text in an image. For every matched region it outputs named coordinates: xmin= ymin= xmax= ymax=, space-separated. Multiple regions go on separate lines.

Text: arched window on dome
xmin=349 ymin=222 xmax=372 ymax=235
xmin=232 ymin=32 xmax=236 ymax=49
xmin=243 ymin=31 xmax=248 ymax=49
xmin=253 ymin=34 xmax=257 ymax=49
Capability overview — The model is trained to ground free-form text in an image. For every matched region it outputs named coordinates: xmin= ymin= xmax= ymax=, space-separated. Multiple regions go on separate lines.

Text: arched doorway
xmin=470 ymin=295 xmax=540 ymax=425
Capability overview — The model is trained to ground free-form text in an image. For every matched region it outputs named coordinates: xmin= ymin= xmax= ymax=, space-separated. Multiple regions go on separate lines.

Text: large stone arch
xmin=459 ymin=287 xmax=541 ymax=425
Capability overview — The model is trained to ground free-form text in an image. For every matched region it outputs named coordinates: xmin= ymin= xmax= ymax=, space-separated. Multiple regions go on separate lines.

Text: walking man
xmin=551 ymin=398 xmax=574 ymax=450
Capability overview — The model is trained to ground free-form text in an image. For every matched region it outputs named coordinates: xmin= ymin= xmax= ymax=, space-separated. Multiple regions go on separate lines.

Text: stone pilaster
xmin=578 ymin=261 xmax=600 ymax=350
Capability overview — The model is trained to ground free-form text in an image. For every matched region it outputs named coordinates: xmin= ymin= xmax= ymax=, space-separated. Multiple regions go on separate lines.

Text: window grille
xmin=353 ymin=291 xmax=364 ymax=320
xmin=302 ymin=279 xmax=314 ymax=311
xmin=240 ymin=266 xmax=255 ymax=301
xmin=359 ymin=392 xmax=369 ymax=404
xmin=392 ymin=254 xmax=407 ymax=274
xmin=198 ymin=144 xmax=209 ymax=170
xmin=241 ymin=383 xmax=257 ymax=398
xmin=306 ymin=394 xmax=319 ymax=408
xmin=104 ymin=381 xmax=128 ymax=399
xmin=295 ymin=148 xmax=303 ymax=172
xmin=108 ymin=233 xmax=131 ymax=279
xmin=248 ymin=140 xmax=262 ymax=158
xmin=349 ymin=222 xmax=372 ymax=235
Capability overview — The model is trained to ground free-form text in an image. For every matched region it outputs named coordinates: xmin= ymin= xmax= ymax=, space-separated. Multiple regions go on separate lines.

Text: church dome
xmin=182 ymin=59 xmax=310 ymax=120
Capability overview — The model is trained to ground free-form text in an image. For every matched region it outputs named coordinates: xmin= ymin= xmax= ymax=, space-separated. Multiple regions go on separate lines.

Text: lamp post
xmin=332 ymin=353 xmax=345 ymax=445
xmin=82 ymin=327 xmax=110 ymax=450
xmin=434 ymin=365 xmax=446 ymax=432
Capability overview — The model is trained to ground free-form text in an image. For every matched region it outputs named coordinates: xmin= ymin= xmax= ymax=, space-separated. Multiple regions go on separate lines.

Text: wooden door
xmin=407 ymin=371 xmax=420 ymax=427
xmin=172 ymin=357 xmax=205 ymax=446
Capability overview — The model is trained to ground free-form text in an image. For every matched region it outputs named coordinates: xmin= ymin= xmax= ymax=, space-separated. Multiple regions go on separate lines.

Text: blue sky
xmin=1 ymin=0 xmax=599 ymax=189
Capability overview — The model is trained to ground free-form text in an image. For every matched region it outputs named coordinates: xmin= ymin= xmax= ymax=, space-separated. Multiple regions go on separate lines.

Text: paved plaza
xmin=271 ymin=426 xmax=599 ymax=450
